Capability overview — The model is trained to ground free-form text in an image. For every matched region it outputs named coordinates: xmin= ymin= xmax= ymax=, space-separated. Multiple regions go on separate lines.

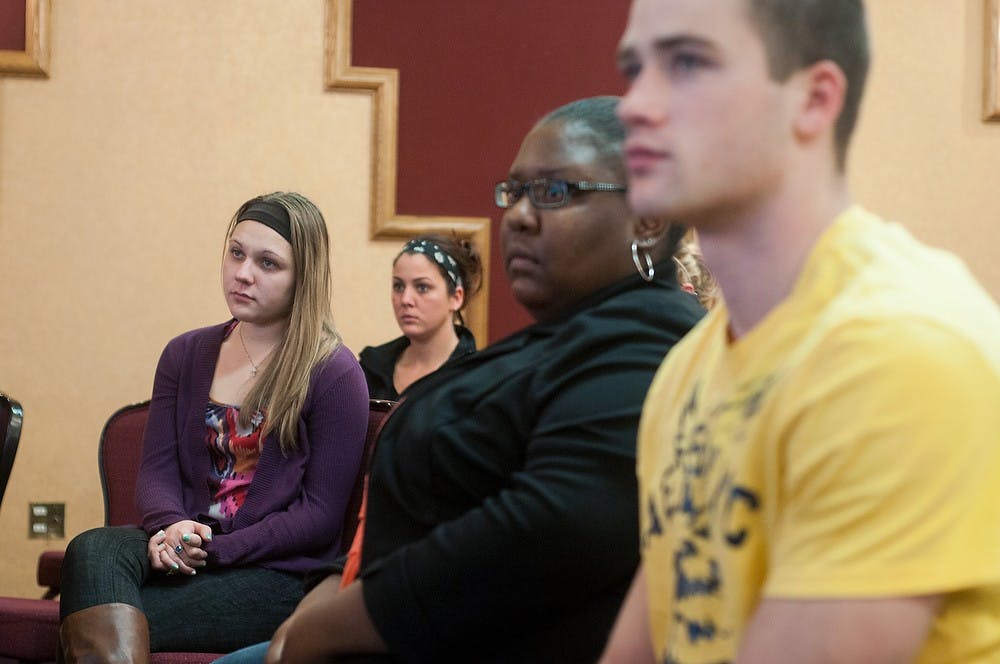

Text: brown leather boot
xmin=59 ymin=602 xmax=150 ymax=663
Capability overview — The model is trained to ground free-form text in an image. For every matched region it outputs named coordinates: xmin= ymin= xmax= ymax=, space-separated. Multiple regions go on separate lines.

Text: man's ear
xmin=792 ymin=60 xmax=846 ymax=144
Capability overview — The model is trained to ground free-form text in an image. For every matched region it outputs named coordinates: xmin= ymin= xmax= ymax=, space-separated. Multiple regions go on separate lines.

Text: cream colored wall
xmin=850 ymin=0 xmax=1000 ymax=296
xmin=1 ymin=0 xmax=998 ymax=599
xmin=0 ymin=1 xmax=402 ymax=597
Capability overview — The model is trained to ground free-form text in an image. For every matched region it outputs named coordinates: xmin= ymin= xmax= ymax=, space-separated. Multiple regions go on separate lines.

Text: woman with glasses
xmin=359 ymin=233 xmax=482 ymax=400
xmin=216 ymin=97 xmax=705 ymax=663
xmin=58 ymin=192 xmax=370 ymax=661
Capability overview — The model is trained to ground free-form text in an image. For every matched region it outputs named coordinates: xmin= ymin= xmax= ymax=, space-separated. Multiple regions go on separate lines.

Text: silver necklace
xmin=238 ymin=323 xmax=263 ymax=377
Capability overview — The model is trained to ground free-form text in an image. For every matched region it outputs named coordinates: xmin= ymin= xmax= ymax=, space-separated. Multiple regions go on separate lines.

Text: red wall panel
xmin=0 ymin=0 xmax=27 ymax=51
xmin=352 ymin=1 xmax=629 ymax=341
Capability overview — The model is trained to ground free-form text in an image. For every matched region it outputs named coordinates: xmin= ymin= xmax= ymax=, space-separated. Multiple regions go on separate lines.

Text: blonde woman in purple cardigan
xmin=58 ymin=192 xmax=369 ymax=662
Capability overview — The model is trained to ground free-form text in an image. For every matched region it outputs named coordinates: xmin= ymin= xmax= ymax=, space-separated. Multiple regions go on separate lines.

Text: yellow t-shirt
xmin=637 ymin=206 xmax=1000 ymax=663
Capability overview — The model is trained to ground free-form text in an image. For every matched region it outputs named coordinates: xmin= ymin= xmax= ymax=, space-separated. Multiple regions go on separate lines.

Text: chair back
xmin=340 ymin=398 xmax=397 ymax=551
xmin=0 ymin=392 xmax=24 ymax=506
xmin=99 ymin=401 xmax=151 ymax=526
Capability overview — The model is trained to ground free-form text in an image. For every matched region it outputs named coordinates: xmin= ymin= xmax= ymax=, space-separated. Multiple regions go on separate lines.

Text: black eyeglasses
xmin=494 ymin=178 xmax=627 ymax=210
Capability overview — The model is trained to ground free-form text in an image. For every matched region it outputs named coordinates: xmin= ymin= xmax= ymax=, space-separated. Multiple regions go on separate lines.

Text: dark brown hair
xmin=396 ymin=233 xmax=483 ymax=323
xmin=746 ymin=0 xmax=870 ymax=169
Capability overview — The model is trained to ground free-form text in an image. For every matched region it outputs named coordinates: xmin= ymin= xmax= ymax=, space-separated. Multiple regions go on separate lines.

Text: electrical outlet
xmin=28 ymin=502 xmax=65 ymax=539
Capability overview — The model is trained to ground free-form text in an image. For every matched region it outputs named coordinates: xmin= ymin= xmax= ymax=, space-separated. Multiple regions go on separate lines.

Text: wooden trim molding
xmin=0 ymin=0 xmax=50 ymax=77
xmin=324 ymin=0 xmax=490 ymax=342
xmin=986 ymin=0 xmax=1000 ymax=121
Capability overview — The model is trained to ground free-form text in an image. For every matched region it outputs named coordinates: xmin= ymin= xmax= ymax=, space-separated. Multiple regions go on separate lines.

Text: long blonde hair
xmin=225 ymin=192 xmax=341 ymax=454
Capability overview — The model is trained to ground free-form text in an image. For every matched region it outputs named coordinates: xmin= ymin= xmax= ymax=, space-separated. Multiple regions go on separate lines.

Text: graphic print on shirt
xmin=205 ymin=402 xmax=264 ymax=520
xmin=643 ymin=373 xmax=776 ymax=663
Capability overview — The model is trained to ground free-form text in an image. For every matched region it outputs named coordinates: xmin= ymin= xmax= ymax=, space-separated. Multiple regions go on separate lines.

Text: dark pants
xmin=60 ymin=526 xmax=304 ymax=653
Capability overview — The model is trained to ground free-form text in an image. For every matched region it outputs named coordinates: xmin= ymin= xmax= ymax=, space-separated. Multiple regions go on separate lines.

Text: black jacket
xmin=359 ymin=325 xmax=477 ymax=401
xmin=359 ymin=264 xmax=705 ymax=662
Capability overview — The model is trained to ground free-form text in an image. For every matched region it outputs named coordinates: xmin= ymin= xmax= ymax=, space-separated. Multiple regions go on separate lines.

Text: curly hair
xmin=673 ymin=232 xmax=719 ymax=310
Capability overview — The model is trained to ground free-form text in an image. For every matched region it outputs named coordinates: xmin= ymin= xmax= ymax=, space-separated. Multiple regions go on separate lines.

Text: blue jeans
xmin=213 ymin=641 xmax=270 ymax=663
xmin=61 ymin=526 xmax=303 ymax=652
xmin=213 ymin=642 xmax=398 ymax=663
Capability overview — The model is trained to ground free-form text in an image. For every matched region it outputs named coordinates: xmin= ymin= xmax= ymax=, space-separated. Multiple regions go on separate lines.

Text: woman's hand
xmin=147 ymin=519 xmax=213 ymax=575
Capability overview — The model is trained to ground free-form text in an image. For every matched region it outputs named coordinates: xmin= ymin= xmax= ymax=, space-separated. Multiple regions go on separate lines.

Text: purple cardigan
xmin=135 ymin=321 xmax=369 ymax=574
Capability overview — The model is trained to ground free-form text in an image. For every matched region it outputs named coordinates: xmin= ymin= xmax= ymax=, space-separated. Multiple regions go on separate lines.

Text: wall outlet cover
xmin=28 ymin=502 xmax=65 ymax=539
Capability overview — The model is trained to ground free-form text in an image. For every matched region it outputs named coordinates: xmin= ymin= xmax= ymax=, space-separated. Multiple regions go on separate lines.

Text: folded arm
xmin=737 ymin=596 xmax=940 ymax=664
xmin=600 ymin=563 xmax=655 ymax=664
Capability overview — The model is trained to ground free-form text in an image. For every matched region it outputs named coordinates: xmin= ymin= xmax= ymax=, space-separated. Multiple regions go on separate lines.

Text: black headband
xmin=238 ymin=200 xmax=292 ymax=244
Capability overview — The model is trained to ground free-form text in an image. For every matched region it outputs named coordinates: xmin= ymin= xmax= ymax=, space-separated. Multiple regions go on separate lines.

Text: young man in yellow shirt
xmin=603 ymin=1 xmax=1000 ymax=662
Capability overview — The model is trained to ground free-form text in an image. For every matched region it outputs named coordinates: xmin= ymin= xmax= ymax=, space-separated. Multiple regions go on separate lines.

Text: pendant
xmin=250 ymin=366 xmax=257 ymax=377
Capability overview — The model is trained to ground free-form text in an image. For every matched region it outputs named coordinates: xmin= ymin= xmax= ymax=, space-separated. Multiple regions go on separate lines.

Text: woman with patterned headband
xmin=57 ymin=192 xmax=369 ymax=661
xmin=359 ymin=233 xmax=483 ymax=400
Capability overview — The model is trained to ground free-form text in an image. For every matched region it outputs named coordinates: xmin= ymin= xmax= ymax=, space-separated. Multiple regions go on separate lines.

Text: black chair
xmin=0 ymin=392 xmax=24 ymax=507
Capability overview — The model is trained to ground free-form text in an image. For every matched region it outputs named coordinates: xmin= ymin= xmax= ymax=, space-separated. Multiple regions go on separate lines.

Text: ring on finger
xmin=174 ymin=544 xmax=184 ymax=554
